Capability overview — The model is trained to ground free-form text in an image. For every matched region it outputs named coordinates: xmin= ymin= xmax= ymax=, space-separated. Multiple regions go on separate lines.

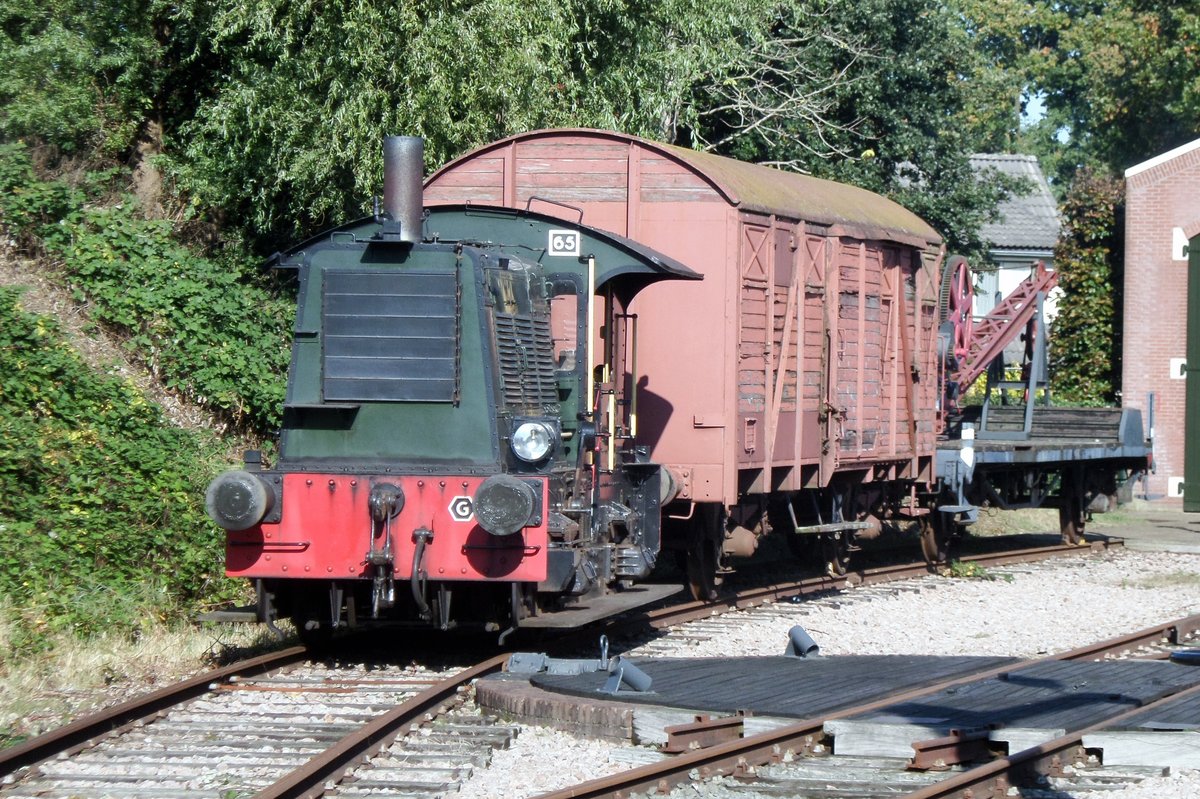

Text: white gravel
xmin=455 ymin=725 xmax=641 ymax=798
xmin=1075 ymin=768 xmax=1200 ymax=799
xmin=461 ymin=548 xmax=1200 ymax=799
xmin=629 ymin=549 xmax=1200 ymax=659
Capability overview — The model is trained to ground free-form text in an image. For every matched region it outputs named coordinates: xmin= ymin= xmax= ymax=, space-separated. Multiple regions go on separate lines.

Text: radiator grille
xmin=322 ymin=269 xmax=458 ymax=402
xmin=493 ymin=312 xmax=557 ymax=408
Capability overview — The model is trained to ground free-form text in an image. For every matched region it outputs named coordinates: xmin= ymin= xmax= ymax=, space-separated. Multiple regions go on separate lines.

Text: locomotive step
xmin=520 ymin=583 xmax=684 ymax=628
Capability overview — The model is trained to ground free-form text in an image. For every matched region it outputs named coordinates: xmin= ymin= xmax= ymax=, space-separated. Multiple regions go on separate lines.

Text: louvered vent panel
xmin=494 ymin=312 xmax=557 ymax=407
xmin=323 ymin=270 xmax=458 ymax=402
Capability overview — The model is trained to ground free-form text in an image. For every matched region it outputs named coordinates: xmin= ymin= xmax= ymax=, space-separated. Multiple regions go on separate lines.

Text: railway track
xmin=0 ymin=653 xmax=507 ymax=799
xmin=526 ymin=612 xmax=1200 ymax=799
xmin=0 ymin=646 xmax=309 ymax=779
xmin=0 ymin=537 xmax=1150 ymax=798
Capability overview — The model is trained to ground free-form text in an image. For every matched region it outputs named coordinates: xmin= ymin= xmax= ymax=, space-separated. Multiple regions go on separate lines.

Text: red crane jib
xmin=952 ymin=262 xmax=1058 ymax=390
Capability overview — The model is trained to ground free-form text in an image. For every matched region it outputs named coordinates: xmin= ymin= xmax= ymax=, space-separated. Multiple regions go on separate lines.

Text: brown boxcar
xmin=427 ymin=129 xmax=945 ymax=589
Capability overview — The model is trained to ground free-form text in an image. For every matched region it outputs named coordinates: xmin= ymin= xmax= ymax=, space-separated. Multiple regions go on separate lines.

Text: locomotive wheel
xmin=291 ymin=613 xmax=334 ymax=650
xmin=1059 ymin=500 xmax=1086 ymax=545
xmin=685 ymin=504 xmax=723 ymax=601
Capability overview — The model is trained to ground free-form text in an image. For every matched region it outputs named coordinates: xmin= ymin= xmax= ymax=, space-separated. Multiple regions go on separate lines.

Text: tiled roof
xmin=970 ymin=154 xmax=1060 ymax=251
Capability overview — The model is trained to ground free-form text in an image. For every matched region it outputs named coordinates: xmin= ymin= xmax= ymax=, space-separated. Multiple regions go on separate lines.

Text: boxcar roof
xmin=427 ymin=129 xmax=942 ymax=248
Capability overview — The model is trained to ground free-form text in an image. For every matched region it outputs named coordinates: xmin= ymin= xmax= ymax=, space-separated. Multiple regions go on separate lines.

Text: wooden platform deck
xmin=529 ymin=655 xmax=1015 ymax=718
xmin=486 ymin=654 xmax=1200 ymax=763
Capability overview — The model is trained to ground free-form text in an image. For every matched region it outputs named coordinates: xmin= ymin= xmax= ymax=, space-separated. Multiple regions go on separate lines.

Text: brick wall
xmin=1123 ymin=143 xmax=1200 ymax=497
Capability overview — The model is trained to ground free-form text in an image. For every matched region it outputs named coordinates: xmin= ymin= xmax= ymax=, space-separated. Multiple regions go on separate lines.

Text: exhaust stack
xmin=382 ymin=136 xmax=424 ymax=244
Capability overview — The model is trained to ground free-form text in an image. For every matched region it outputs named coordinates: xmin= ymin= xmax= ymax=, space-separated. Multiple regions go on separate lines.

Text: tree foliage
xmin=1043 ymin=2 xmax=1200 ymax=177
xmin=0 ymin=0 xmax=163 ymax=156
xmin=158 ymin=0 xmax=1017 ymax=256
xmin=0 ymin=0 xmax=1031 ymax=256
xmin=164 ymin=0 xmax=778 ymax=246
xmin=696 ymin=0 xmax=1016 ymax=260
xmin=1049 ymin=170 xmax=1124 ymax=405
xmin=951 ymin=0 xmax=1200 ymax=185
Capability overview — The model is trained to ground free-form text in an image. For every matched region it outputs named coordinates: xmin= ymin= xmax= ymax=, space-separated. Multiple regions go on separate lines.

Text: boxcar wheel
xmin=1059 ymin=468 xmax=1087 ymax=545
xmin=685 ymin=504 xmax=723 ymax=601
xmin=1059 ymin=504 xmax=1086 ymax=545
xmin=821 ymin=532 xmax=850 ymax=577
xmin=919 ymin=515 xmax=950 ymax=567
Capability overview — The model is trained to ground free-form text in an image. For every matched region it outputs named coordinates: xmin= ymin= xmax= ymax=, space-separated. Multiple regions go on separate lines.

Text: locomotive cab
xmin=205 ymin=136 xmax=698 ymax=640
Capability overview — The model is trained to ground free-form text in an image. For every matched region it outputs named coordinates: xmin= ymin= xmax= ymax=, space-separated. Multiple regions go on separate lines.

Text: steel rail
xmin=0 ymin=645 xmax=309 ymax=777
xmin=528 ymin=611 xmax=1200 ymax=799
xmin=903 ymin=679 xmax=1200 ymax=799
xmin=254 ymin=653 xmax=508 ymax=799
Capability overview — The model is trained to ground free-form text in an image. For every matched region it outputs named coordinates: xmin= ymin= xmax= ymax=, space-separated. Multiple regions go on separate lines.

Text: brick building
xmin=1123 ymin=138 xmax=1200 ymax=499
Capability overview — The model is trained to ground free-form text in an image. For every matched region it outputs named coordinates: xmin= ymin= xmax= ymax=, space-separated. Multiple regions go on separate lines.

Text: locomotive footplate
xmin=519 ymin=583 xmax=683 ymax=628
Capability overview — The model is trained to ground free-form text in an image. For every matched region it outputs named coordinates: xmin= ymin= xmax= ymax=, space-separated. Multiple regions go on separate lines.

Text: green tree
xmin=696 ymin=0 xmax=1016 ymax=260
xmin=164 ymin=0 xmax=770 ymax=248
xmin=0 ymin=0 xmax=162 ymax=156
xmin=1042 ymin=2 xmax=1200 ymax=176
xmin=950 ymin=1 xmax=1200 ymax=185
xmin=948 ymin=0 xmax=1057 ymax=153
xmin=1049 ymin=170 xmax=1123 ymax=405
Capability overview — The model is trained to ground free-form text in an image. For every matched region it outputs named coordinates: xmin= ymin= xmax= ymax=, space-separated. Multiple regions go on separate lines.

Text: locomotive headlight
xmin=474 ymin=474 xmax=537 ymax=536
xmin=510 ymin=420 xmax=557 ymax=463
xmin=205 ymin=470 xmax=274 ymax=531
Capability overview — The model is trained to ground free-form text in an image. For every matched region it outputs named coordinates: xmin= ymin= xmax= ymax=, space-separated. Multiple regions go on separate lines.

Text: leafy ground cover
xmin=0 ymin=287 xmax=245 ymax=658
xmin=0 ymin=142 xmax=302 ymax=657
xmin=0 ymin=143 xmax=292 ymax=433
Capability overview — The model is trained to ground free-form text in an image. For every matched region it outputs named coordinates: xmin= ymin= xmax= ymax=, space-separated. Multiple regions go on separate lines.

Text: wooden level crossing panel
xmin=530 ymin=655 xmax=1015 ymax=718
xmin=827 ymin=660 xmax=1200 ymax=758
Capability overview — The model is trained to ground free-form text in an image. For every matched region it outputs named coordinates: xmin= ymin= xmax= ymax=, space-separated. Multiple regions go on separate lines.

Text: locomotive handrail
xmin=524 ymin=194 xmax=586 ymax=224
